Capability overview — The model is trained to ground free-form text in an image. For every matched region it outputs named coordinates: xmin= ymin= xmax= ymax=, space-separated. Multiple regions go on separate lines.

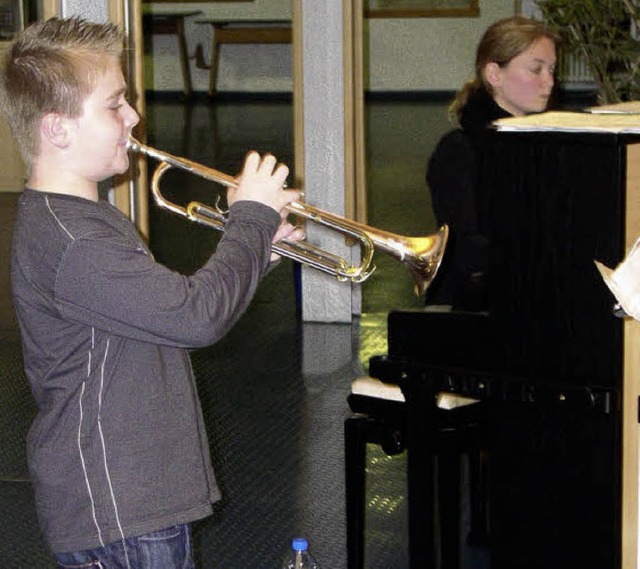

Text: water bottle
xmin=281 ymin=537 xmax=318 ymax=569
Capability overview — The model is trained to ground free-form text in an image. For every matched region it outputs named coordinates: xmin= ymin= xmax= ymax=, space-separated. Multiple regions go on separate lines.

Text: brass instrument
xmin=127 ymin=137 xmax=448 ymax=296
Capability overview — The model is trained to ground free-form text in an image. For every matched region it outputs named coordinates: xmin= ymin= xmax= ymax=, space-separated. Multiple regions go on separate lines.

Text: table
xmin=195 ymin=20 xmax=292 ymax=96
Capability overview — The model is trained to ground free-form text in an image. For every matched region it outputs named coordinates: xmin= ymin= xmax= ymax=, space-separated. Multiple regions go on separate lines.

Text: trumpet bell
xmin=405 ymin=225 xmax=449 ymax=296
xmin=360 ymin=223 xmax=448 ymax=296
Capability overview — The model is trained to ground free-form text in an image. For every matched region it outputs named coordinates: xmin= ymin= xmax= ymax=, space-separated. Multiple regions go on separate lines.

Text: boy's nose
xmin=124 ymin=102 xmax=140 ymax=127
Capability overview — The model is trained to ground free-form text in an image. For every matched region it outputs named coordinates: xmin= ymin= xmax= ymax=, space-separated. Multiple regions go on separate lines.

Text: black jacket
xmin=426 ymin=89 xmax=511 ymax=310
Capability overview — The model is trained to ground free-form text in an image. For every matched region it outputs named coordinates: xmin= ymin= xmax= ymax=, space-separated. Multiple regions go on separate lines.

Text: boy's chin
xmin=112 ymin=157 xmax=130 ymax=176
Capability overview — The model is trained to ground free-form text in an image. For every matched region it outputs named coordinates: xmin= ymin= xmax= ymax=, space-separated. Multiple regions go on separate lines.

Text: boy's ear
xmin=41 ymin=113 xmax=75 ymax=149
xmin=484 ymin=62 xmax=503 ymax=89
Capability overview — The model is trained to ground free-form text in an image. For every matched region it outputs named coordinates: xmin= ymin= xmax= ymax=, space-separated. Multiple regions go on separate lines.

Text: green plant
xmin=537 ymin=0 xmax=640 ymax=103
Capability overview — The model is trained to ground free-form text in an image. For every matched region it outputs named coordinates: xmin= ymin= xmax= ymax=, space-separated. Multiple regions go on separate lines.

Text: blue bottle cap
xmin=292 ymin=537 xmax=308 ymax=551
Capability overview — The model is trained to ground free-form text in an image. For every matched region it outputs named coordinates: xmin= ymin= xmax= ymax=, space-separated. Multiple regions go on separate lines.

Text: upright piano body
xmin=371 ymin=131 xmax=640 ymax=568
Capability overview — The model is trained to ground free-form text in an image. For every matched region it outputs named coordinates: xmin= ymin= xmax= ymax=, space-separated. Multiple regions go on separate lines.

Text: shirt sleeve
xmin=54 ymin=200 xmax=280 ymax=348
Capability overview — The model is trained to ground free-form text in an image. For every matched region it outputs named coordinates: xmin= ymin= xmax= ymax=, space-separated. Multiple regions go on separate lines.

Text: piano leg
xmin=406 ymin=385 xmax=439 ymax=568
xmin=467 ymin=447 xmax=490 ymax=547
xmin=344 ymin=415 xmax=369 ymax=569
xmin=438 ymin=443 xmax=462 ymax=569
xmin=344 ymin=407 xmax=406 ymax=569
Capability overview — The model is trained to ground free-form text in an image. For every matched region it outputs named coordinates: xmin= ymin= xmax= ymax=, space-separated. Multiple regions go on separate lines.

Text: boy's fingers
xmin=257 ymin=153 xmax=277 ymax=174
xmin=242 ymin=151 xmax=261 ymax=172
xmin=272 ymin=222 xmax=305 ymax=243
xmin=288 ymin=226 xmax=306 ymax=242
xmin=272 ymin=163 xmax=289 ymax=187
xmin=280 ymin=189 xmax=302 ymax=207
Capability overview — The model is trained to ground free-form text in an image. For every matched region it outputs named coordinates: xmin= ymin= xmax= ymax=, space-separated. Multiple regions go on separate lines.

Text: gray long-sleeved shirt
xmin=11 ymin=188 xmax=280 ymax=553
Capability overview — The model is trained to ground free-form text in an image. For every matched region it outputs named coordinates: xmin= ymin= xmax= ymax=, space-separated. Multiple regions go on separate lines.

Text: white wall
xmin=146 ymin=0 xmax=515 ymax=94
xmin=61 ymin=0 xmax=108 ymax=21
xmin=148 ymin=0 xmax=291 ymax=19
xmin=366 ymin=0 xmax=515 ymax=91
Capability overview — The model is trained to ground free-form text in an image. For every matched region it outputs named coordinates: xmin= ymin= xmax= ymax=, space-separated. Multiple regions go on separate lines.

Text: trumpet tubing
xmin=128 ymin=138 xmax=448 ymax=295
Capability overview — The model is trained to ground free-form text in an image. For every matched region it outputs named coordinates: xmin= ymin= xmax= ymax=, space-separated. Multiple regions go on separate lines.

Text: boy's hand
xmin=228 ymin=151 xmax=300 ymax=214
xmin=270 ymin=221 xmax=305 ymax=262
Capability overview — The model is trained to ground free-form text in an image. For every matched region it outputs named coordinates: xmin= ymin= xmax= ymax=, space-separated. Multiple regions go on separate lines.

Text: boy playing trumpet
xmin=1 ymin=16 xmax=300 ymax=567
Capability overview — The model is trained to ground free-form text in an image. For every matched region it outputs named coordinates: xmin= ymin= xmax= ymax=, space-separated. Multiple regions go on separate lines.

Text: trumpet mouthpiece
xmin=127 ymin=137 xmax=142 ymax=152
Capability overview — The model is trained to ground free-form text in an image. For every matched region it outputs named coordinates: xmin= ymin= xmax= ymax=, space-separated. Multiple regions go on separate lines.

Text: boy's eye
xmin=109 ymin=97 xmax=129 ymax=111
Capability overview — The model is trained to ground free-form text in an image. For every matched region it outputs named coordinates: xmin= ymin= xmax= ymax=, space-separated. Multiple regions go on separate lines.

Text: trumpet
xmin=127 ymin=137 xmax=448 ymax=296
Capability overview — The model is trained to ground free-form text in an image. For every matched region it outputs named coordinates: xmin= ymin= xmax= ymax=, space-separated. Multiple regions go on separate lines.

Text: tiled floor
xmin=0 ymin=95 xmax=451 ymax=568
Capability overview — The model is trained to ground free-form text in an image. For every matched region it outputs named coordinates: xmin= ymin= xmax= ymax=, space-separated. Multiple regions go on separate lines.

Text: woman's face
xmin=486 ymin=37 xmax=556 ymax=116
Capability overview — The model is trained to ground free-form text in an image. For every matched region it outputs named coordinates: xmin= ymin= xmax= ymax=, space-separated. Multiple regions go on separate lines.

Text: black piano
xmin=355 ymin=130 xmax=640 ymax=569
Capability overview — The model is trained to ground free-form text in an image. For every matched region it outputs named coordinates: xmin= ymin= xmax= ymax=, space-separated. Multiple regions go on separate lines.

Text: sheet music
xmin=587 ymin=100 xmax=640 ymax=114
xmin=595 ymin=237 xmax=640 ymax=321
xmin=493 ymin=110 xmax=640 ymax=133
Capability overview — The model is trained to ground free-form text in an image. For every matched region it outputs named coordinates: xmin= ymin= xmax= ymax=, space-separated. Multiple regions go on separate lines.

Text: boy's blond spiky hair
xmin=0 ymin=17 xmax=124 ymax=168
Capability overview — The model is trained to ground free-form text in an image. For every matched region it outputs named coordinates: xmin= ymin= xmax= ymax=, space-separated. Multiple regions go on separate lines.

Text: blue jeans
xmin=54 ymin=524 xmax=195 ymax=569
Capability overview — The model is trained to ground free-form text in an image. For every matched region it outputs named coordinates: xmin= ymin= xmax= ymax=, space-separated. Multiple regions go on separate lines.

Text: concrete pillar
xmin=299 ymin=0 xmax=359 ymax=323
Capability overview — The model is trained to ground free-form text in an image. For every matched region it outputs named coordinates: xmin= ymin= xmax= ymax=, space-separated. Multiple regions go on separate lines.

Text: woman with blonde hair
xmin=426 ymin=16 xmax=558 ymax=310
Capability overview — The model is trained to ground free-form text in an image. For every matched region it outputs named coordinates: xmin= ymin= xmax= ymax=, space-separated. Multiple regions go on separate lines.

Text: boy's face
xmin=68 ymin=55 xmax=139 ymax=182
